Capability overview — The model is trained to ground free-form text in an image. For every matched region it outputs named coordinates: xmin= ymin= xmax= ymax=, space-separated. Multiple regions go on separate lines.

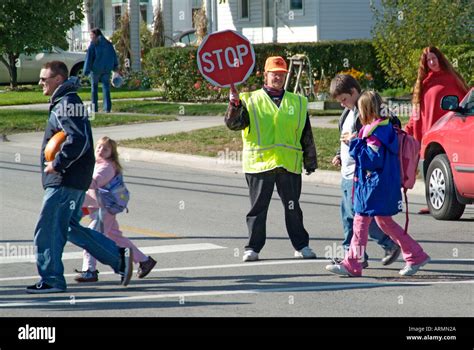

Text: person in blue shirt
xmin=83 ymin=28 xmax=119 ymax=113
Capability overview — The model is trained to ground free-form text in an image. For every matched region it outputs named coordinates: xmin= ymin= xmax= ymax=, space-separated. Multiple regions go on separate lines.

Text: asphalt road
xmin=0 ymin=145 xmax=473 ymax=318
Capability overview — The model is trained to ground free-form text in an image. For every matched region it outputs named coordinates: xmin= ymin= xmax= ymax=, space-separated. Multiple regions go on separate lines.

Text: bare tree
xmin=110 ymin=10 xmax=132 ymax=72
xmin=194 ymin=6 xmax=208 ymax=45
xmin=151 ymin=5 xmax=165 ymax=47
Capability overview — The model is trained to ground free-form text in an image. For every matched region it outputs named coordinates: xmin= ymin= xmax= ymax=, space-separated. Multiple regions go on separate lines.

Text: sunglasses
xmin=39 ymin=75 xmax=57 ymax=82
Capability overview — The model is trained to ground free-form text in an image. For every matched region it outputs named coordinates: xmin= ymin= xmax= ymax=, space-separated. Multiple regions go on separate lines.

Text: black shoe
xmin=137 ymin=256 xmax=157 ymax=279
xmin=120 ymin=248 xmax=133 ymax=286
xmin=26 ymin=282 xmax=66 ymax=294
xmin=381 ymin=245 xmax=401 ymax=266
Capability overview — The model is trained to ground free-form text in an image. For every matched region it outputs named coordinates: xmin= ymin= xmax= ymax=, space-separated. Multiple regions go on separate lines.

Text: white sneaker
xmin=399 ymin=256 xmax=431 ymax=276
xmin=294 ymin=246 xmax=317 ymax=259
xmin=325 ymin=264 xmax=352 ymax=276
xmin=242 ymin=249 xmax=259 ymax=262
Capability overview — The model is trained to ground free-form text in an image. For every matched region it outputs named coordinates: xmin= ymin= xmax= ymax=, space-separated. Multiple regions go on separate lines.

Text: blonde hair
xmin=97 ymin=136 xmax=123 ymax=174
xmin=357 ymin=90 xmax=383 ymax=125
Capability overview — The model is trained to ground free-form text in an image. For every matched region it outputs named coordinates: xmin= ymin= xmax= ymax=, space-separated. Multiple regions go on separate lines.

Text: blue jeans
xmin=90 ymin=72 xmax=111 ymax=112
xmin=340 ymin=177 xmax=397 ymax=261
xmin=34 ymin=186 xmax=122 ymax=290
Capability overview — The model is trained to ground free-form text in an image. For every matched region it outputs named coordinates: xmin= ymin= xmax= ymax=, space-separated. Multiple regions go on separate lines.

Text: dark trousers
xmin=245 ymin=170 xmax=310 ymax=253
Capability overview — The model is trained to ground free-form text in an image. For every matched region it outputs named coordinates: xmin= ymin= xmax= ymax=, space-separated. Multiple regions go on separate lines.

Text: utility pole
xmin=129 ymin=0 xmax=141 ymax=72
xmin=211 ymin=0 xmax=217 ymax=32
xmin=272 ymin=0 xmax=278 ymax=43
xmin=206 ymin=0 xmax=212 ymax=34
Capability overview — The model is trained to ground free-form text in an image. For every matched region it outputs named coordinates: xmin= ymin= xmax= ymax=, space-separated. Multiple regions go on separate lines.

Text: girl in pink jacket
xmin=75 ymin=136 xmax=156 ymax=282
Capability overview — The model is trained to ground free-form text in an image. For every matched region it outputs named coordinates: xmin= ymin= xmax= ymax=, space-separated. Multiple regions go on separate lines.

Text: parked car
xmin=0 ymin=47 xmax=86 ymax=84
xmin=420 ymin=88 xmax=474 ymax=220
xmin=172 ymin=29 xmax=197 ymax=47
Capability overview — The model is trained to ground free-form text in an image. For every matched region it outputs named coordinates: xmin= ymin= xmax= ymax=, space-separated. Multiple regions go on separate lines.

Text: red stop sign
xmin=197 ymin=30 xmax=255 ymax=88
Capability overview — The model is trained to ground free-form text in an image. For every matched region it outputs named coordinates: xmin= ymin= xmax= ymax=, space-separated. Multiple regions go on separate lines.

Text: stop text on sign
xmin=201 ymin=44 xmax=249 ymax=73
xmin=197 ymin=30 xmax=255 ymax=87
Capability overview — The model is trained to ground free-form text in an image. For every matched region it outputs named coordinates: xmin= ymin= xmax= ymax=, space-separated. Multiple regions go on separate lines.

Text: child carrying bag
xmin=394 ymin=125 xmax=421 ymax=234
xmin=97 ymin=174 xmax=130 ymax=215
xmin=360 ymin=119 xmax=420 ymax=234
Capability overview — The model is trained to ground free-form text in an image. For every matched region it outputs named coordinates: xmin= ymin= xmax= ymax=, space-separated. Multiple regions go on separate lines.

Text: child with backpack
xmin=326 ymin=91 xmax=430 ymax=277
xmin=329 ymin=74 xmax=401 ymax=268
xmin=75 ymin=136 xmax=156 ymax=282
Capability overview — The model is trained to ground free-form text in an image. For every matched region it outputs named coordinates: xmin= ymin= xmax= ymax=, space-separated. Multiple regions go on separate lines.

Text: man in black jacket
xmin=225 ymin=56 xmax=317 ymax=262
xmin=27 ymin=61 xmax=133 ymax=294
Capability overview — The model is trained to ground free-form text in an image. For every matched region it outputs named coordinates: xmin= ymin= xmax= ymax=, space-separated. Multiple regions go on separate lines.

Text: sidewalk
xmin=3 ymin=117 xmax=425 ymax=195
xmin=0 ymin=97 xmax=163 ymax=111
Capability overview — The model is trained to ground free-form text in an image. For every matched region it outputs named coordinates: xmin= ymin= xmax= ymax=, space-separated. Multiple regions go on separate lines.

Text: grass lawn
xmin=112 ymin=100 xmax=228 ymax=116
xmin=0 ymin=86 xmax=162 ymax=106
xmin=119 ymin=126 xmax=341 ymax=171
xmin=112 ymin=101 xmax=343 ymax=117
xmin=0 ymin=109 xmax=176 ymax=135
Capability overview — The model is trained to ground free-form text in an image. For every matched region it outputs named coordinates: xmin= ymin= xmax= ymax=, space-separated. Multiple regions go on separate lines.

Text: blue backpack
xmin=97 ymin=174 xmax=130 ymax=215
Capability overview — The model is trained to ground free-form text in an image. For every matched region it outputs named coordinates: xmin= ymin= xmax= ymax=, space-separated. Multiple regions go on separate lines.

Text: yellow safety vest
xmin=240 ymin=89 xmax=307 ymax=174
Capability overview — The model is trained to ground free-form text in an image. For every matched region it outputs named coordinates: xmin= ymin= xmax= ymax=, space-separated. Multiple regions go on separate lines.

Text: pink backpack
xmin=395 ymin=127 xmax=420 ymax=190
xmin=394 ymin=126 xmax=421 ymax=233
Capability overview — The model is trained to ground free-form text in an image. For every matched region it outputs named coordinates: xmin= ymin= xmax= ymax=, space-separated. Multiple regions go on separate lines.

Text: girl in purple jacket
xmin=326 ymin=91 xmax=430 ymax=277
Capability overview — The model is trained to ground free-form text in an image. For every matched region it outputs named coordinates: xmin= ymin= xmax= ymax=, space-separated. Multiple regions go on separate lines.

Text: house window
xmin=140 ymin=4 xmax=147 ymax=24
xmin=113 ymin=5 xmax=122 ymax=31
xmin=289 ymin=0 xmax=303 ymax=11
xmin=264 ymin=0 xmax=274 ymax=27
xmin=90 ymin=0 xmax=105 ymax=29
xmin=239 ymin=0 xmax=249 ymax=20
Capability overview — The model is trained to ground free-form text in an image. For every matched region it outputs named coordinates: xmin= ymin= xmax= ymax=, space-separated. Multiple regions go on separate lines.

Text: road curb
xmin=118 ymin=146 xmax=426 ymax=196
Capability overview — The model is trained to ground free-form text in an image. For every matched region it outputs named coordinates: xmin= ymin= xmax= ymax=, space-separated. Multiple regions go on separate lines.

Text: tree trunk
xmin=0 ymin=54 xmax=18 ymax=89
xmin=151 ymin=6 xmax=165 ymax=47
xmin=8 ymin=54 xmax=19 ymax=89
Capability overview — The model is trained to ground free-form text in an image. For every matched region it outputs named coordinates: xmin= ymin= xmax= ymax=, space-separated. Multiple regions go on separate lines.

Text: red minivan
xmin=420 ymin=88 xmax=474 ymax=220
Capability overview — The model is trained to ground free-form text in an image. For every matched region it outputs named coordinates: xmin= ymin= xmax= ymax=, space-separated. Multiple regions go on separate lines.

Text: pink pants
xmin=82 ymin=209 xmax=147 ymax=271
xmin=342 ymin=215 xmax=429 ymax=276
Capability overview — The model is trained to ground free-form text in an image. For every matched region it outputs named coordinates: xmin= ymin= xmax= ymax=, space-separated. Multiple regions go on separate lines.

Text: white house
xmin=216 ymin=0 xmax=380 ymax=44
xmin=68 ymin=0 xmax=379 ymax=51
xmin=69 ymin=0 xmax=201 ymax=51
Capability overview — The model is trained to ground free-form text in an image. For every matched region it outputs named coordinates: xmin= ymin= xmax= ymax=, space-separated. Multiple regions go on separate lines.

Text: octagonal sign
xmin=197 ymin=30 xmax=255 ymax=88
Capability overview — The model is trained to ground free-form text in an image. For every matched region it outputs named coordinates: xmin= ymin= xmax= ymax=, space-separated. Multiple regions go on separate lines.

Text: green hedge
xmin=144 ymin=40 xmax=389 ymax=102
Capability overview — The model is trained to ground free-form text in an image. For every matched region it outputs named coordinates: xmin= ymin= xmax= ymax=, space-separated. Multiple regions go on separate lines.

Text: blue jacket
xmin=83 ymin=36 xmax=118 ymax=76
xmin=349 ymin=120 xmax=402 ymax=216
xmin=41 ymin=77 xmax=95 ymax=191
